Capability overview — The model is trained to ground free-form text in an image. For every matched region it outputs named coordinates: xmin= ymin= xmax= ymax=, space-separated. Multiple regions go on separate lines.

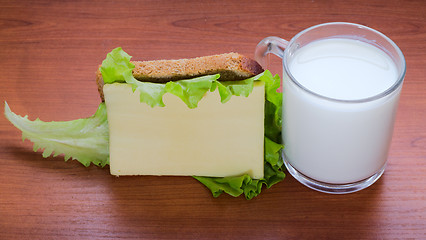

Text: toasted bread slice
xmin=96 ymin=52 xmax=263 ymax=101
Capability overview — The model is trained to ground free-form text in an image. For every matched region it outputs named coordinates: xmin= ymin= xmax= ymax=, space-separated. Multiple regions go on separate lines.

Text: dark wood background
xmin=0 ymin=0 xmax=425 ymax=239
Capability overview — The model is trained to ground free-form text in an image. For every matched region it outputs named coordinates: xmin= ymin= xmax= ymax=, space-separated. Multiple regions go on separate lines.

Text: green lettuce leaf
xmin=216 ymin=77 xmax=255 ymax=102
xmin=4 ymin=102 xmax=109 ymax=167
xmin=164 ymin=75 xmax=220 ymax=108
xmin=100 ymin=47 xmax=135 ymax=84
xmin=264 ymin=70 xmax=282 ymax=143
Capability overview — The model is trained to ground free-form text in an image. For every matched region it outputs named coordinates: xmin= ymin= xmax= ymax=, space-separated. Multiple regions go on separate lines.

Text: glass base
xmin=283 ymin=152 xmax=386 ymax=194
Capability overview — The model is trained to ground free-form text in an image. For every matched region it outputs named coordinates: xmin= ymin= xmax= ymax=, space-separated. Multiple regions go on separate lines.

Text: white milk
xmin=283 ymin=38 xmax=401 ymax=184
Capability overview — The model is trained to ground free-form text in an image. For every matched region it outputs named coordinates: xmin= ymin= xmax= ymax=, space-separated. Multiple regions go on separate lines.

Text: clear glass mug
xmin=255 ymin=22 xmax=406 ymax=194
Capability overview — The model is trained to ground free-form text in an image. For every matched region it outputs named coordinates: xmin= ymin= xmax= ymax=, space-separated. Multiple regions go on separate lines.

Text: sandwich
xmin=4 ymin=47 xmax=284 ymax=199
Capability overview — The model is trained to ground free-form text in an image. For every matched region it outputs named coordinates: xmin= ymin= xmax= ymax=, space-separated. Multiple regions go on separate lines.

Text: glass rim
xmin=283 ymin=22 xmax=406 ymax=103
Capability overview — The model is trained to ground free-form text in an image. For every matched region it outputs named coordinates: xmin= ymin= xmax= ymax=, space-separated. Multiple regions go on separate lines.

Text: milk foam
xmin=288 ymin=38 xmax=398 ymax=100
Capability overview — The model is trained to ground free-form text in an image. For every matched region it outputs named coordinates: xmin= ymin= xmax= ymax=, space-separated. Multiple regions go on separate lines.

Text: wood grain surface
xmin=1 ymin=0 xmax=425 ymax=239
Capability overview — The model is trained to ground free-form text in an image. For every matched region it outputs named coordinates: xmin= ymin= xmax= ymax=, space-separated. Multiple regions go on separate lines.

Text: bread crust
xmin=96 ymin=52 xmax=263 ymax=101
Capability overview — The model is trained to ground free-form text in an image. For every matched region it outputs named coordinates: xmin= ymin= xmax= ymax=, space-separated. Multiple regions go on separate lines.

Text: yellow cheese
xmin=103 ymin=82 xmax=265 ymax=179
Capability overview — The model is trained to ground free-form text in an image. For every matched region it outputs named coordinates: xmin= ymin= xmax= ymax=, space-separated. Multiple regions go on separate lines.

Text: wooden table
xmin=1 ymin=0 xmax=425 ymax=239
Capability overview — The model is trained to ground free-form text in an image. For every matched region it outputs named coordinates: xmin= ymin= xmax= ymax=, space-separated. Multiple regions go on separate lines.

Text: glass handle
xmin=255 ymin=36 xmax=289 ymax=69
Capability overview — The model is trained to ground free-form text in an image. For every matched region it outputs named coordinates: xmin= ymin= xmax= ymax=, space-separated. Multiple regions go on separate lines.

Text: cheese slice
xmin=103 ymin=82 xmax=265 ymax=179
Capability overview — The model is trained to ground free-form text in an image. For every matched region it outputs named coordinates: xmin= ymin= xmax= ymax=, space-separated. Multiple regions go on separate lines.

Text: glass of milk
xmin=255 ymin=22 xmax=406 ymax=194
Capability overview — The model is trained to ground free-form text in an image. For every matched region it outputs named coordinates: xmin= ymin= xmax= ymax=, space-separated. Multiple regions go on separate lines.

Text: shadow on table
xmin=5 ymin=143 xmax=387 ymax=239
xmin=105 ymin=170 xmax=386 ymax=239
